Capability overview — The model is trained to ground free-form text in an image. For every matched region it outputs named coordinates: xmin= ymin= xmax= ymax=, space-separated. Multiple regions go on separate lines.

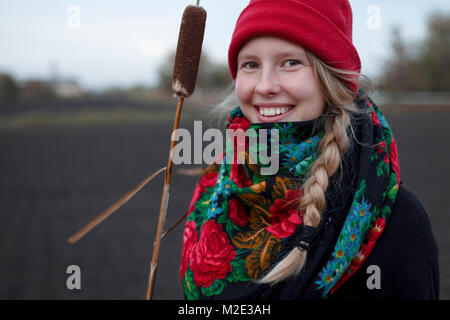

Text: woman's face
xmin=235 ymin=36 xmax=325 ymax=123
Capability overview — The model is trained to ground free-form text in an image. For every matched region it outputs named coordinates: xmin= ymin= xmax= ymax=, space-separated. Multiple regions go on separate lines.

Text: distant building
xmin=51 ymin=79 xmax=85 ymax=99
xmin=21 ymin=78 xmax=85 ymax=100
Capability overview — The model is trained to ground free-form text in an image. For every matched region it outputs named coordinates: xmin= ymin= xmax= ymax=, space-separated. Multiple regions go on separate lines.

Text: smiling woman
xmin=179 ymin=0 xmax=439 ymax=301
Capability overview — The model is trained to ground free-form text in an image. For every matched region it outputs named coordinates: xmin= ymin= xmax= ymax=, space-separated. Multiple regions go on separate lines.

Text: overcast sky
xmin=1 ymin=0 xmax=449 ymax=91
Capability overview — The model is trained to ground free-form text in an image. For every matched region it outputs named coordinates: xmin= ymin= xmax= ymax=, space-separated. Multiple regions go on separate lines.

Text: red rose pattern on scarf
xmin=189 ymin=220 xmax=236 ymax=287
xmin=266 ymin=189 xmax=303 ymax=238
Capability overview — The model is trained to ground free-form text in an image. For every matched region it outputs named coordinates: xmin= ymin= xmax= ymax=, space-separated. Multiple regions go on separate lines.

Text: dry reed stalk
xmin=67 ymin=166 xmax=167 ymax=244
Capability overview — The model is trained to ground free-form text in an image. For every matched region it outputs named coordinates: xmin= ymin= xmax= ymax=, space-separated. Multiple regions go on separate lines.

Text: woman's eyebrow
xmin=275 ymin=50 xmax=307 ymax=59
xmin=237 ymin=53 xmax=259 ymax=62
xmin=238 ymin=50 xmax=307 ymax=62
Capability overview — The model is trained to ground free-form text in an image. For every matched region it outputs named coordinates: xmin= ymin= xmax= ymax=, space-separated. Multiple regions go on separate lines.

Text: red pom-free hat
xmin=228 ymin=0 xmax=361 ymax=95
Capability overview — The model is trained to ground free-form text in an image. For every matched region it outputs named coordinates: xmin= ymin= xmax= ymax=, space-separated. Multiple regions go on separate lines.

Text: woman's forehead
xmin=238 ymin=36 xmax=307 ymax=59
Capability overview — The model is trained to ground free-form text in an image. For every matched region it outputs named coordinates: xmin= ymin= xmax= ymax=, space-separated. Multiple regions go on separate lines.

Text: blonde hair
xmin=211 ymin=50 xmax=374 ymax=285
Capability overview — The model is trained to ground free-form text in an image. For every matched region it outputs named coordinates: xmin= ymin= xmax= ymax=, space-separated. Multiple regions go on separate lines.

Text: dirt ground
xmin=0 ymin=101 xmax=448 ymax=299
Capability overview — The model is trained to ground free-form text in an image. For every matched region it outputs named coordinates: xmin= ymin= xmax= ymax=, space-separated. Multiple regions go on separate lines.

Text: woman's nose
xmin=254 ymin=69 xmax=281 ymax=96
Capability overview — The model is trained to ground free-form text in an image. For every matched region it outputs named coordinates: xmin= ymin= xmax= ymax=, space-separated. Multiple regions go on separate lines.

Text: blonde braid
xmin=254 ymin=45 xmax=376 ymax=285
xmin=258 ymin=108 xmax=351 ymax=284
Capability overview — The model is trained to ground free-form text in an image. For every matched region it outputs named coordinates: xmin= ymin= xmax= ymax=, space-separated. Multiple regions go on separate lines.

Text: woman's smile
xmin=254 ymin=103 xmax=295 ymax=122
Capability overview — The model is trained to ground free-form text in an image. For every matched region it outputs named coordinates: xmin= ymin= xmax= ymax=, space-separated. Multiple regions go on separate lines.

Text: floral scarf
xmin=179 ymin=94 xmax=400 ymax=299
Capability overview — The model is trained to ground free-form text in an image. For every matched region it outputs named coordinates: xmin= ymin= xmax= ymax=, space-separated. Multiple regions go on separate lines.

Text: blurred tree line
xmin=380 ymin=11 xmax=450 ymax=91
xmin=0 ymin=74 xmax=60 ymax=103
xmin=0 ymin=74 xmax=21 ymax=102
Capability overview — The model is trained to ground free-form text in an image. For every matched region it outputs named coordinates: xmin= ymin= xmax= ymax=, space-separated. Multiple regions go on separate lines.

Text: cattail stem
xmin=145 ymin=97 xmax=184 ymax=300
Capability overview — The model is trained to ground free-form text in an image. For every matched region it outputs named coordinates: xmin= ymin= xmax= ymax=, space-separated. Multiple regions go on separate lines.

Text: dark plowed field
xmin=0 ymin=102 xmax=448 ymax=299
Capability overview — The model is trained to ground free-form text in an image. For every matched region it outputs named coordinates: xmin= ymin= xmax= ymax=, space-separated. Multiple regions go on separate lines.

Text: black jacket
xmin=329 ymin=184 xmax=439 ymax=300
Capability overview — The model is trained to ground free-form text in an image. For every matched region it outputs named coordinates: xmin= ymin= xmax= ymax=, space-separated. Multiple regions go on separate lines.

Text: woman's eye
xmin=283 ymin=59 xmax=301 ymax=67
xmin=243 ymin=61 xmax=259 ymax=69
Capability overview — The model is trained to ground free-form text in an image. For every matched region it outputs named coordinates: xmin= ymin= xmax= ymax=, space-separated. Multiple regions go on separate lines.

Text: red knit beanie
xmin=228 ymin=0 xmax=361 ymax=96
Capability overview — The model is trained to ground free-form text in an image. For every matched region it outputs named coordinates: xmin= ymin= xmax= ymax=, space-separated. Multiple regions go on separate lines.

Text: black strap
xmin=296 ymin=225 xmax=318 ymax=251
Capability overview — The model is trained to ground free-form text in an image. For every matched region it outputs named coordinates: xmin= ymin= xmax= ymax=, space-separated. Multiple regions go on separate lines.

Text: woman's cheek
xmin=235 ymin=75 xmax=253 ymax=103
xmin=235 ymin=80 xmax=256 ymax=122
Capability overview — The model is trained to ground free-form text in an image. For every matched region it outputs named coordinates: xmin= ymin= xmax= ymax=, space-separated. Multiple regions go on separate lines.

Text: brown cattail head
xmin=172 ymin=5 xmax=207 ymax=98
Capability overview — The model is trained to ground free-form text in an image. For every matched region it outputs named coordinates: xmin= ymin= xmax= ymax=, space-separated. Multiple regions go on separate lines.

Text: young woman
xmin=179 ymin=0 xmax=439 ymax=300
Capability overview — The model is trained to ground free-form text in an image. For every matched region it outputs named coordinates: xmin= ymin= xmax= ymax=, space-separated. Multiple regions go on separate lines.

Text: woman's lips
xmin=254 ymin=104 xmax=296 ymax=122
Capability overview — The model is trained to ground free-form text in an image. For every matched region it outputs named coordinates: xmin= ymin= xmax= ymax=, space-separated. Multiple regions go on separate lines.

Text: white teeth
xmin=258 ymin=106 xmax=292 ymax=117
